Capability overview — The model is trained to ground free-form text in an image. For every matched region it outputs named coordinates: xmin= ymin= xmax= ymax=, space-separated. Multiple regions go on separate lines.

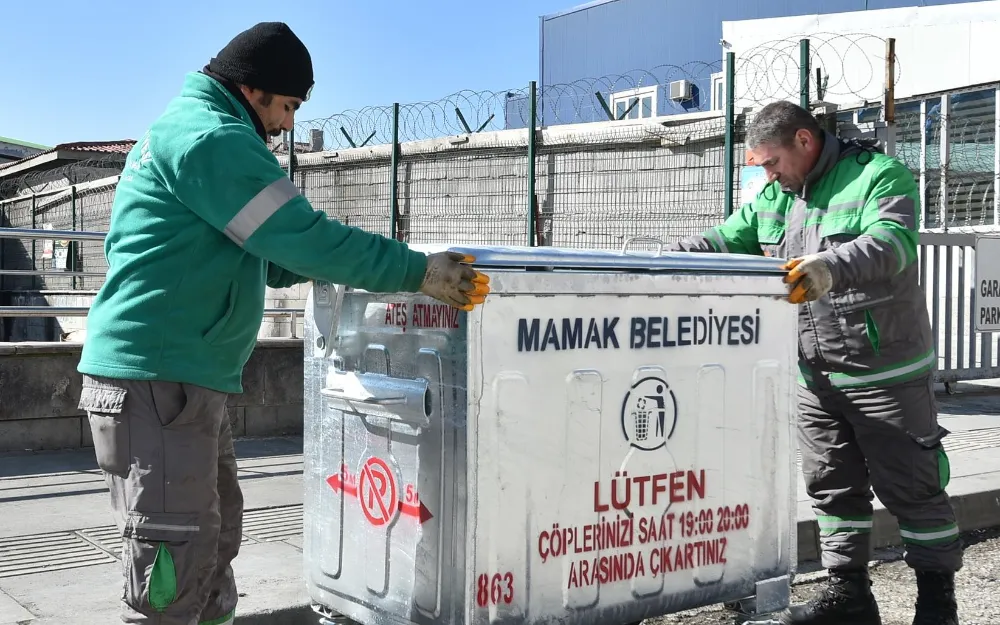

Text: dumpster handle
xmin=320 ymin=372 xmax=432 ymax=427
xmin=323 ymin=284 xmax=349 ymax=360
xmin=320 ymin=387 xmax=406 ymax=406
xmin=620 ymin=236 xmax=665 ymax=256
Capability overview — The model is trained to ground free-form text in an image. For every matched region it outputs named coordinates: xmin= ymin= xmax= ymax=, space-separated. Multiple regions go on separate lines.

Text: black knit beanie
xmin=207 ymin=22 xmax=314 ymax=100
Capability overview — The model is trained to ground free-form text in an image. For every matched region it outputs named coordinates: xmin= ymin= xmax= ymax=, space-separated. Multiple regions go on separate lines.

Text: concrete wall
xmin=284 ymin=112 xmax=732 ymax=249
xmin=0 ymin=339 xmax=304 ymax=453
xmin=1 ymin=110 xmax=732 ymax=341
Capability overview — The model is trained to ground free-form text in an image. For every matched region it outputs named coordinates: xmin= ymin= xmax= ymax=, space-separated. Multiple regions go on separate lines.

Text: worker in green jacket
xmin=665 ymin=101 xmax=960 ymax=625
xmin=76 ymin=22 xmax=488 ymax=625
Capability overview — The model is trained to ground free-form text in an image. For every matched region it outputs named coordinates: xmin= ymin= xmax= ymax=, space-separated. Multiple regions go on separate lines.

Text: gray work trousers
xmin=798 ymin=371 xmax=963 ymax=572
xmin=79 ymin=374 xmax=243 ymax=625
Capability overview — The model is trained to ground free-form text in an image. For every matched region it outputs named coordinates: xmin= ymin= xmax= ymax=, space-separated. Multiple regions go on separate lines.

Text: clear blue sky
xmin=4 ymin=0 xmax=572 ymax=147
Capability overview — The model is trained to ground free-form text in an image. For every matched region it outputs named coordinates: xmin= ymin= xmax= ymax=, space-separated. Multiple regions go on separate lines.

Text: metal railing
xmin=0 ymin=227 xmax=304 ymax=339
xmin=0 ymin=306 xmax=302 ymax=337
xmin=919 ymin=231 xmax=1000 ymax=387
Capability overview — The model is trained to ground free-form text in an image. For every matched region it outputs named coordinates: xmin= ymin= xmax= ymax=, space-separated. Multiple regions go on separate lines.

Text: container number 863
xmin=476 ymin=572 xmax=514 ymax=607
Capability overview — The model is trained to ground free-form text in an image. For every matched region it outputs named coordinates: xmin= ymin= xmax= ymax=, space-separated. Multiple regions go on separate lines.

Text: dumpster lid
xmin=408 ymin=241 xmax=788 ymax=275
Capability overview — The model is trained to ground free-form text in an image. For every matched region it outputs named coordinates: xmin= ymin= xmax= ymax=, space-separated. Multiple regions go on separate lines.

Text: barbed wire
xmin=835 ymin=77 xmax=998 ymax=229
xmin=293 ymin=88 xmax=527 ymax=152
xmin=296 ymin=34 xmax=898 ymax=152
xmin=0 ymin=154 xmax=126 ymax=201
xmin=528 ymin=61 xmax=723 ymax=125
xmin=735 ymin=32 xmax=900 ymax=107
xmin=295 ymin=61 xmax=723 ymax=151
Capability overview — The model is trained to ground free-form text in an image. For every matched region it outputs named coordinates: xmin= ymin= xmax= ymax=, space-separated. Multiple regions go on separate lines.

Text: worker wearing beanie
xmin=77 ymin=22 xmax=489 ymax=625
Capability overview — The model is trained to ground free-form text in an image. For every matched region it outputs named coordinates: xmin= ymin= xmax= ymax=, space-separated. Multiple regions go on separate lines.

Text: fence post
xmin=71 ymin=185 xmax=78 ymax=290
xmin=527 ymin=80 xmax=538 ymax=246
xmin=994 ymin=84 xmax=1000 ymax=227
xmin=31 ymin=194 xmax=37 ymax=291
xmin=288 ymin=127 xmax=296 ymax=182
xmin=0 ymin=201 xmax=4 ymax=309
xmin=799 ymin=38 xmax=811 ymax=110
xmin=882 ymin=38 xmax=897 ymax=158
xmin=939 ymin=95 xmax=950 ymax=230
xmin=390 ymin=102 xmax=401 ymax=241
xmin=723 ymin=51 xmax=736 ymax=218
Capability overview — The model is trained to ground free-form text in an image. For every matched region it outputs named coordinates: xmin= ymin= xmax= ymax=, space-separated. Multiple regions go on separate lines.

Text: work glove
xmin=782 ymin=254 xmax=833 ymax=304
xmin=419 ymin=251 xmax=491 ymax=311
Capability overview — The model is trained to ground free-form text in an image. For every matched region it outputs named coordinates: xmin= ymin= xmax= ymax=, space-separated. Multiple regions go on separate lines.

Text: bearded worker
xmin=76 ymin=21 xmax=489 ymax=625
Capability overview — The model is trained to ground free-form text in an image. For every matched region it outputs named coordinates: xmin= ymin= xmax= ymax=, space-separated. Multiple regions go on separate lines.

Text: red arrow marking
xmin=326 ymin=473 xmax=357 ymax=497
xmin=400 ymin=500 xmax=434 ymax=524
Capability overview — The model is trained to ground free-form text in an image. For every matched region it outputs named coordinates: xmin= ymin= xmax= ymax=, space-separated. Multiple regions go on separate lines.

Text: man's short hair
xmin=746 ymin=100 xmax=822 ymax=149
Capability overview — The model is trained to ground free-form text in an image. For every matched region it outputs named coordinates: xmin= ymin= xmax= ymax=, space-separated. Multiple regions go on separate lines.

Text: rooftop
xmin=0 ymin=135 xmax=50 ymax=151
xmin=0 ymin=139 xmax=135 ymax=178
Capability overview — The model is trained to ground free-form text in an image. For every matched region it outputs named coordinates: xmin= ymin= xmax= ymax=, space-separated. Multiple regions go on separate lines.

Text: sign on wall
xmin=42 ymin=224 xmax=54 ymax=260
xmin=739 ymin=166 xmax=767 ymax=207
xmin=974 ymin=236 xmax=1000 ymax=332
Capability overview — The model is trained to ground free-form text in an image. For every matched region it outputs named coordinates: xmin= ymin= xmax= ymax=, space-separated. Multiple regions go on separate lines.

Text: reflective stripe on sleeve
xmin=223 ymin=176 xmax=300 ymax=246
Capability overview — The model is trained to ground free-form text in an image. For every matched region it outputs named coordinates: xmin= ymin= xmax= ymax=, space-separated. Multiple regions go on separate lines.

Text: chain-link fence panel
xmin=401 ymin=147 xmax=530 ymax=246
xmin=75 ymin=180 xmax=116 ymax=290
xmin=297 ymin=158 xmax=393 ymax=239
xmin=539 ymin=118 xmax=729 ymax=249
xmin=0 ymin=195 xmax=37 ymax=292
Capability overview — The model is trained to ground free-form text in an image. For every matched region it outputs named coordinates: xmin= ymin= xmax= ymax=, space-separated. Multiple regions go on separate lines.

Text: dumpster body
xmin=303 ymin=245 xmax=800 ymax=625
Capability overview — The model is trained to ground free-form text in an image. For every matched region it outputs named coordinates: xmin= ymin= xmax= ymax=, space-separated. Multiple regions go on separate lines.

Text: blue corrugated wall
xmin=506 ymin=0 xmax=985 ymax=127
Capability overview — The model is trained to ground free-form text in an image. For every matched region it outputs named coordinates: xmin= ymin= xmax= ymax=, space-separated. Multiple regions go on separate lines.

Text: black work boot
xmin=912 ymin=570 xmax=959 ymax=625
xmin=778 ymin=568 xmax=882 ymax=625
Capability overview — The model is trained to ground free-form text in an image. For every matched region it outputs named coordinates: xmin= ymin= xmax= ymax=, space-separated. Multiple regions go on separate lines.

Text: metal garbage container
xmin=302 ymin=243 xmax=800 ymax=625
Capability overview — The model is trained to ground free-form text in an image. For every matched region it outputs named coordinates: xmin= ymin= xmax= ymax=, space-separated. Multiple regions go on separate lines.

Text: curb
xmin=795 ymin=486 xmax=1000 ymax=562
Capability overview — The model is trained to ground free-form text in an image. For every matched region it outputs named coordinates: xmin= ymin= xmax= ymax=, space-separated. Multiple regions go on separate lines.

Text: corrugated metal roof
xmin=0 ymin=140 xmax=135 ymax=172
xmin=49 ymin=140 xmax=136 ymax=155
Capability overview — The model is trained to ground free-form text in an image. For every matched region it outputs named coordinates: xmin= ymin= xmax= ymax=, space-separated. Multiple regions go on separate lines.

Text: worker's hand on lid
xmin=782 ymin=254 xmax=833 ymax=304
xmin=419 ymin=251 xmax=491 ymax=311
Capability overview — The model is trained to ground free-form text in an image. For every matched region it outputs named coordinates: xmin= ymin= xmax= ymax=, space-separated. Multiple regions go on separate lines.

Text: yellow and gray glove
xmin=782 ymin=254 xmax=833 ymax=304
xmin=419 ymin=251 xmax=491 ymax=311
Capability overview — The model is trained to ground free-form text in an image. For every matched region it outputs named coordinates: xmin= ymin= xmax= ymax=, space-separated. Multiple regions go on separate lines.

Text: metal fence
xmin=0 ymin=226 xmax=305 ymax=338
xmin=0 ymin=173 xmax=117 ymax=292
xmin=0 ymin=34 xmax=997 ymax=385
xmin=916 ymin=233 xmax=999 ymax=385
xmin=288 ymin=115 xmax=733 ymax=249
xmin=837 ymin=84 xmax=999 ymax=230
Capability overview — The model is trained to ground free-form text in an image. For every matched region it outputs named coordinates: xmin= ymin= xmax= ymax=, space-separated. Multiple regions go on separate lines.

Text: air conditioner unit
xmin=669 ymin=79 xmax=694 ymax=102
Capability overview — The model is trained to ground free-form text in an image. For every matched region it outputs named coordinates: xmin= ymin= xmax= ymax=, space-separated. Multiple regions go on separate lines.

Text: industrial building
xmin=0 ymin=136 xmax=48 ymax=164
xmin=504 ymin=0 xmax=988 ymax=128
